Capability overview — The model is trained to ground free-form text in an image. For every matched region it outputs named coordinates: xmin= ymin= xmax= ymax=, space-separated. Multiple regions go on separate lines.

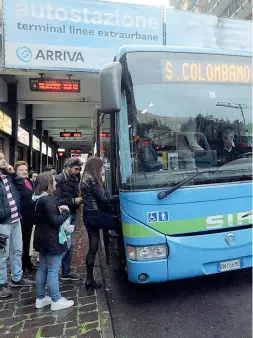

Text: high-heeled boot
xmin=85 ymin=266 xmax=101 ymax=290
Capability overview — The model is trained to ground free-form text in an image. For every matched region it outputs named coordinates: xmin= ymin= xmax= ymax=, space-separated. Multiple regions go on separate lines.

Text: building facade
xmin=174 ymin=0 xmax=252 ymax=20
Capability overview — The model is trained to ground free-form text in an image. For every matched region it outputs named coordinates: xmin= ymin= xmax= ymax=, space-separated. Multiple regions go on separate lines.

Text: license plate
xmin=219 ymin=259 xmax=241 ymax=272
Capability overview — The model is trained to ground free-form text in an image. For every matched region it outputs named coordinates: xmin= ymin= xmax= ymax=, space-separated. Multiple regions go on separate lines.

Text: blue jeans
xmin=0 ymin=220 xmax=23 ymax=285
xmin=36 ymin=250 xmax=62 ymax=302
xmin=61 ymin=213 xmax=76 ymax=276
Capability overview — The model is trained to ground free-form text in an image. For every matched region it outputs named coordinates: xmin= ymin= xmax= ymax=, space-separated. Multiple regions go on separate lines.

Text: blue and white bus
xmin=98 ymin=44 xmax=252 ymax=283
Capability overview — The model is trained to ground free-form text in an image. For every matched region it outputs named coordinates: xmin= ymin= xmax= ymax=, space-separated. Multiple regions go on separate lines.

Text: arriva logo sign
xmin=16 ymin=46 xmax=32 ymax=62
xmin=35 ymin=50 xmax=84 ymax=62
xmin=206 ymin=211 xmax=252 ymax=229
xmin=16 ymin=47 xmax=85 ymax=64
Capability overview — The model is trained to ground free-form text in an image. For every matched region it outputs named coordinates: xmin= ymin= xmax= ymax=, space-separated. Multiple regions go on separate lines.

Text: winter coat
xmin=33 ymin=194 xmax=69 ymax=255
xmin=0 ymin=173 xmax=25 ymax=224
xmin=138 ymin=141 xmax=163 ymax=172
xmin=81 ymin=174 xmax=118 ymax=212
xmin=20 ymin=178 xmax=35 ymax=220
xmin=55 ymin=170 xmax=79 ymax=213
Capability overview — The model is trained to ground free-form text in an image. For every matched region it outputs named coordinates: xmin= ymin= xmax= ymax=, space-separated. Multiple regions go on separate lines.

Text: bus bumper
xmin=126 ymin=258 xmax=168 ymax=283
xmin=126 ymin=228 xmax=252 ymax=284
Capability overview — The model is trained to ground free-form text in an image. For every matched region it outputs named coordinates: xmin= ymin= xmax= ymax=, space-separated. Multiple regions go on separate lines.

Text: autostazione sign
xmin=3 ymin=0 xmax=162 ymax=71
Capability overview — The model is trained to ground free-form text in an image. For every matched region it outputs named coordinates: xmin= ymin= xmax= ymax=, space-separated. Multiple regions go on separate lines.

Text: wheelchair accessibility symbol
xmin=147 ymin=211 xmax=169 ymax=223
xmin=147 ymin=212 xmax=158 ymax=223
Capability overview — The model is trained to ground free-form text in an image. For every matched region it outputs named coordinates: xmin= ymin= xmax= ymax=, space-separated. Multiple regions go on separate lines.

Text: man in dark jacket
xmin=55 ymin=158 xmax=83 ymax=281
xmin=138 ymin=129 xmax=163 ymax=172
xmin=0 ymin=151 xmax=34 ymax=299
xmin=218 ymin=129 xmax=242 ymax=165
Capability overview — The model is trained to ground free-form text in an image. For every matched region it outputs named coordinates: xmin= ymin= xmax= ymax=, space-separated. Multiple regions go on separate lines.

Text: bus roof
xmin=117 ymin=45 xmax=252 ymax=59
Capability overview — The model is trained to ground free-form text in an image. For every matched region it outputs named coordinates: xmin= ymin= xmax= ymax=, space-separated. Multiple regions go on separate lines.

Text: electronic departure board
xmin=161 ymin=59 xmax=251 ymax=84
xmin=125 ymin=52 xmax=252 ymax=86
xmin=60 ymin=132 xmax=82 ymax=137
xmin=29 ymin=79 xmax=81 ymax=92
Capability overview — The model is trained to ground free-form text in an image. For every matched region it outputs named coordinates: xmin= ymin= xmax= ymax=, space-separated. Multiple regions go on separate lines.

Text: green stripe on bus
xmin=149 ymin=212 xmax=250 ymax=235
xmin=151 ymin=217 xmax=207 ymax=234
xmin=123 ymin=211 xmax=250 ymax=237
xmin=123 ymin=223 xmax=158 ymax=237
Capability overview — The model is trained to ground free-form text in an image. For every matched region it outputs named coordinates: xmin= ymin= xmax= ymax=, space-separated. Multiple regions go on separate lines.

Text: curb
xmin=95 ymin=237 xmax=116 ymax=338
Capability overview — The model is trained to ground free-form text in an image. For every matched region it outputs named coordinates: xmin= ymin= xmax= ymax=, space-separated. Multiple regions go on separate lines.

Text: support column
xmin=48 ymin=137 xmax=54 ymax=165
xmin=8 ymin=83 xmax=18 ymax=165
xmin=44 ymin=130 xmax=49 ymax=166
xmin=36 ymin=120 xmax=43 ymax=173
xmin=26 ymin=105 xmax=34 ymax=170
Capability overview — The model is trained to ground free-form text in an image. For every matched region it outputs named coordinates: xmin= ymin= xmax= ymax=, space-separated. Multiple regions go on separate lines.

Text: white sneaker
xmin=35 ymin=296 xmax=51 ymax=309
xmin=51 ymin=297 xmax=74 ymax=311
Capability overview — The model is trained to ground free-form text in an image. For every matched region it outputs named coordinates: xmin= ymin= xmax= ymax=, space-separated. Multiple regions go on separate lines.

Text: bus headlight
xmin=127 ymin=245 xmax=168 ymax=261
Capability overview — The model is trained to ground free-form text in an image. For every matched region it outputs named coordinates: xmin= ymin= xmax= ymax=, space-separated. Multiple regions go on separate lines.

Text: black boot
xmin=85 ymin=266 xmax=101 ymax=290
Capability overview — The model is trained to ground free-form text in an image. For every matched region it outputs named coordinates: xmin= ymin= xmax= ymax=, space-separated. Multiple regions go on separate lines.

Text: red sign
xmin=29 ymin=79 xmax=80 ymax=93
xmin=100 ymin=132 xmax=111 ymax=137
xmin=60 ymin=132 xmax=82 ymax=137
xmin=71 ymin=149 xmax=81 ymax=153
xmin=73 ymin=132 xmax=82 ymax=137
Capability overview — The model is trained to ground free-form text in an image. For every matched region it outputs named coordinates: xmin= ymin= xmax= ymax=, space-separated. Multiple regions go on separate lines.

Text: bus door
xmin=96 ymin=109 xmax=122 ymax=265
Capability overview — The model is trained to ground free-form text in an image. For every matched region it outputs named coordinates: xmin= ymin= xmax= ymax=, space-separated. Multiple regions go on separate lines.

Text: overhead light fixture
xmin=58 ymin=148 xmax=65 ymax=152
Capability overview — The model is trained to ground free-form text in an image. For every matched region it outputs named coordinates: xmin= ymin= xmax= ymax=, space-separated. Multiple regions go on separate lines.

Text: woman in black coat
xmin=81 ymin=156 xmax=119 ymax=290
xmin=14 ymin=161 xmax=36 ymax=272
xmin=33 ymin=171 xmax=74 ymax=312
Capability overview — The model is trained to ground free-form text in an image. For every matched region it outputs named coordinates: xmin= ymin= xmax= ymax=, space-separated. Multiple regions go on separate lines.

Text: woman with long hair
xmin=33 ymin=171 xmax=74 ymax=311
xmin=14 ymin=161 xmax=36 ymax=272
xmin=28 ymin=170 xmax=38 ymax=189
xmin=81 ymin=156 xmax=119 ymax=290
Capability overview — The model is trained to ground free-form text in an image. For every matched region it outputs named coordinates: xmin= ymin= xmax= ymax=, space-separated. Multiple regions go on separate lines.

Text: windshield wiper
xmin=157 ymin=171 xmax=205 ymax=200
xmin=157 ymin=166 xmax=251 ymax=200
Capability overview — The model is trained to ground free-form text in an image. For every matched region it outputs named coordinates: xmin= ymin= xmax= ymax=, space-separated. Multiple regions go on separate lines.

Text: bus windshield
xmin=119 ymin=51 xmax=252 ymax=190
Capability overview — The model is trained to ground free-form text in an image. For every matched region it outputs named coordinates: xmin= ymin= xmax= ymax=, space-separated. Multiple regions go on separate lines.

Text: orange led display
xmin=29 ymin=79 xmax=80 ymax=92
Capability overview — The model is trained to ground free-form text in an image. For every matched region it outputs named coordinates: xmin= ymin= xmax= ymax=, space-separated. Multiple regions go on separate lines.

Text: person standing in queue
xmin=44 ymin=165 xmax=57 ymax=176
xmin=33 ymin=171 xmax=74 ymax=311
xmin=55 ymin=158 xmax=83 ymax=281
xmin=14 ymin=161 xmax=36 ymax=272
xmin=0 ymin=152 xmax=34 ymax=299
xmin=81 ymin=156 xmax=119 ymax=290
xmin=28 ymin=170 xmax=38 ymax=190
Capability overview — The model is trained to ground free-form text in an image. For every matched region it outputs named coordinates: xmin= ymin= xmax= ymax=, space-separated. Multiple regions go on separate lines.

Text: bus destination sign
xmin=161 ymin=60 xmax=251 ymax=84
xmin=29 ymin=79 xmax=81 ymax=92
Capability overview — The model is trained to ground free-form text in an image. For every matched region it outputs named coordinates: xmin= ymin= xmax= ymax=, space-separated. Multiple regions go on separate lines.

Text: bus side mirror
xmin=100 ymin=62 xmax=122 ymax=114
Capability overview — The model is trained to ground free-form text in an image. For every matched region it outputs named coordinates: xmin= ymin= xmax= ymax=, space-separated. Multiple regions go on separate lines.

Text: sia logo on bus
xmin=206 ymin=212 xmax=252 ymax=228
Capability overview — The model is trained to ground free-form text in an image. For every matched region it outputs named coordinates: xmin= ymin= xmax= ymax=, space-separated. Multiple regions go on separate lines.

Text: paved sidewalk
xmin=0 ymin=219 xmax=104 ymax=338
